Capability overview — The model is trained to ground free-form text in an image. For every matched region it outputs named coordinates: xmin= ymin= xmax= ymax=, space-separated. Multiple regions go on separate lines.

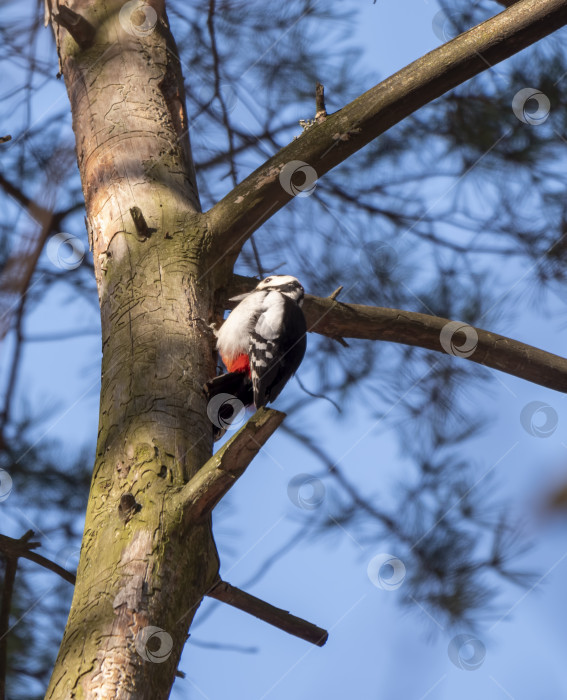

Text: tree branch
xmin=0 ymin=531 xmax=328 ymax=653
xmin=176 ymin=408 xmax=285 ymax=523
xmin=0 ymin=545 xmax=19 ymax=700
xmin=0 ymin=533 xmax=76 ymax=585
xmin=129 ymin=206 xmax=153 ymax=240
xmin=0 ymin=171 xmax=52 ymax=227
xmin=228 ymin=276 xmax=567 ymax=393
xmin=206 ymin=0 xmax=567 ymax=267
xmin=315 ymin=82 xmax=327 ymax=122
xmin=52 ymin=5 xmax=96 ymax=50
xmin=0 ymin=531 xmax=72 ymax=700
xmin=304 ymin=297 xmax=567 ymax=393
xmin=0 ymin=294 xmax=26 ymax=428
xmin=207 ymin=580 xmax=328 ymax=647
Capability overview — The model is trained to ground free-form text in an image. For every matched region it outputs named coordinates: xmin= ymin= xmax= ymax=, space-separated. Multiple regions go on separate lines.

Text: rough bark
xmin=46 ymin=1 xmax=219 ymax=698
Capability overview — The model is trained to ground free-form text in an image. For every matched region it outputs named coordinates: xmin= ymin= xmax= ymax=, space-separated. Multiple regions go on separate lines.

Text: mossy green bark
xmin=46 ymin=220 xmax=222 ymax=699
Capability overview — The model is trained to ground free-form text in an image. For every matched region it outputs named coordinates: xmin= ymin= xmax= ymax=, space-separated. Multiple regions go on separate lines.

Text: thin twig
xmin=328 ymin=285 xmax=343 ymax=301
xmin=0 ymin=171 xmax=52 ymax=226
xmin=0 ymin=531 xmax=39 ymax=700
xmin=206 ymin=0 xmax=265 ymax=279
xmin=315 ymin=82 xmax=327 ymax=122
xmin=1 ymin=295 xmax=26 ymax=429
xmin=295 ymin=374 xmax=341 ymax=413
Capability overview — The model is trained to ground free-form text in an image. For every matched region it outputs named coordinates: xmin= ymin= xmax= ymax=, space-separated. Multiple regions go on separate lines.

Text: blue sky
xmin=3 ymin=1 xmax=567 ymax=699
xmin=176 ymin=5 xmax=567 ymax=699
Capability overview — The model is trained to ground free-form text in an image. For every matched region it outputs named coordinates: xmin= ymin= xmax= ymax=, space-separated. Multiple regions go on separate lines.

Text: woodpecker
xmin=205 ymin=275 xmax=307 ymax=433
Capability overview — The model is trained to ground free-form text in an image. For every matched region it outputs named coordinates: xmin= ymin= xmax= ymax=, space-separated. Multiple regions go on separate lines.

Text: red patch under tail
xmin=223 ymin=353 xmax=250 ymax=375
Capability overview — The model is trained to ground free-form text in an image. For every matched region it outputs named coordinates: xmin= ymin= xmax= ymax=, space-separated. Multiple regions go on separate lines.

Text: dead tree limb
xmin=208 ymin=580 xmax=328 ymax=647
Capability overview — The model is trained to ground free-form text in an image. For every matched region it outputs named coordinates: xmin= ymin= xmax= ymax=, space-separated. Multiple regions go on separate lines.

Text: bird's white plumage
xmin=207 ymin=274 xmax=306 ymax=412
xmin=216 ymin=277 xmax=302 ymax=361
xmin=216 ymin=291 xmax=266 ymax=360
xmin=254 ymin=292 xmax=285 ymax=340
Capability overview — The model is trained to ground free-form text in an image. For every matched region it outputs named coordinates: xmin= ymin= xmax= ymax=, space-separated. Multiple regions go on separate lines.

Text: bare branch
xmin=0 ymin=171 xmax=52 ymax=227
xmin=228 ymin=276 xmax=567 ymax=393
xmin=0 ymin=530 xmax=78 ymax=698
xmin=207 ymin=580 xmax=328 ymax=647
xmin=0 ymin=218 xmax=55 ymax=343
xmin=304 ymin=296 xmax=567 ymax=394
xmin=315 ymin=82 xmax=327 ymax=122
xmin=0 ymin=533 xmax=76 ymax=585
xmin=52 ymin=6 xmax=96 ymax=50
xmin=129 ymin=206 xmax=153 ymax=240
xmin=206 ymin=0 xmax=567 ymax=268
xmin=0 ymin=295 xmax=26 ymax=428
xmin=0 ymin=555 xmax=17 ymax=698
xmin=0 ymin=533 xmax=35 ymax=695
xmin=176 ymin=408 xmax=285 ymax=523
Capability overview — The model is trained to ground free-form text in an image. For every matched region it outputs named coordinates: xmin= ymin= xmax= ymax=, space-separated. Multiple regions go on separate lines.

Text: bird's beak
xmin=229 ymin=292 xmax=252 ymax=302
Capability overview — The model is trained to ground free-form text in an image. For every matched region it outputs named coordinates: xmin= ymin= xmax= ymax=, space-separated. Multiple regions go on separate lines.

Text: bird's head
xmin=231 ymin=275 xmax=305 ymax=305
xmin=255 ymin=275 xmax=305 ymax=303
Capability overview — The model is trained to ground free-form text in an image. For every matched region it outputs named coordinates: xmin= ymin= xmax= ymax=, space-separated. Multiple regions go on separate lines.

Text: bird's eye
xmin=264 ymin=277 xmax=272 ymax=283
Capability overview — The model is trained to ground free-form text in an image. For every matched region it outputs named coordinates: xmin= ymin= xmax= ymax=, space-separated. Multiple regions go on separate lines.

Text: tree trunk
xmin=45 ymin=1 xmax=220 ymax=697
xmin=42 ymin=0 xmax=567 ymax=695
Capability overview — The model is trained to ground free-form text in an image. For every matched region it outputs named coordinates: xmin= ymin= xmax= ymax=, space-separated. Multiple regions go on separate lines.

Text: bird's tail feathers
xmin=204 ymin=372 xmax=253 ymax=404
xmin=204 ymin=372 xmax=253 ymax=441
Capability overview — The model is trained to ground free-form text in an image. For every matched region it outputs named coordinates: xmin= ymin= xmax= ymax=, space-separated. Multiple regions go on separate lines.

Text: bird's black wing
xmin=250 ymin=296 xmax=307 ymax=408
